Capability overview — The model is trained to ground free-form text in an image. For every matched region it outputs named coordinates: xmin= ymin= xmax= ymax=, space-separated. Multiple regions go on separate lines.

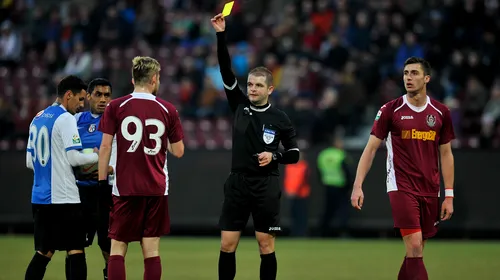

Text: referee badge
xmin=263 ymin=128 xmax=276 ymax=144
xmin=88 ymin=124 xmax=96 ymax=133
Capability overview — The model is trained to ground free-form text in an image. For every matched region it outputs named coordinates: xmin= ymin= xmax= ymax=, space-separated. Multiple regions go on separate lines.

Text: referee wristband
xmin=445 ymin=189 xmax=454 ymax=198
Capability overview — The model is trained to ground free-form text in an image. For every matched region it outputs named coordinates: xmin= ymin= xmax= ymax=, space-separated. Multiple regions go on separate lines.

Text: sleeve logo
xmin=72 ymin=134 xmax=81 ymax=144
xmin=375 ymin=110 xmax=382 ymax=121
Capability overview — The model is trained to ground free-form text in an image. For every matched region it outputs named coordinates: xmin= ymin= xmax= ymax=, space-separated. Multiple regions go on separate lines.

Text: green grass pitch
xmin=0 ymin=235 xmax=499 ymax=279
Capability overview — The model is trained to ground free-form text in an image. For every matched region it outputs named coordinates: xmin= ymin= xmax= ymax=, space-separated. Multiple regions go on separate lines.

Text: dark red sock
xmin=108 ymin=255 xmax=126 ymax=280
xmin=405 ymin=257 xmax=428 ymax=280
xmin=144 ymin=256 xmax=161 ymax=280
xmin=398 ymin=257 xmax=407 ymax=280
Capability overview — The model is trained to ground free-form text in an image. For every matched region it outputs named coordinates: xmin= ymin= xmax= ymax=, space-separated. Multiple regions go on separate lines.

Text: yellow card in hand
xmin=222 ymin=1 xmax=235 ymax=17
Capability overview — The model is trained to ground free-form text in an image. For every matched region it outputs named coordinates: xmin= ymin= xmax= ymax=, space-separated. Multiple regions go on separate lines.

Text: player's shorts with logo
xmin=219 ymin=172 xmax=282 ymax=233
xmin=388 ymin=190 xmax=440 ymax=239
xmin=77 ymin=185 xmax=111 ymax=252
xmin=32 ymin=203 xmax=86 ymax=253
xmin=108 ymin=195 xmax=170 ymax=242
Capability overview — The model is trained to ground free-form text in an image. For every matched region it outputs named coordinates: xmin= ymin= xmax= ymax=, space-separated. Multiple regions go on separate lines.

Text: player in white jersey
xmin=24 ymin=75 xmax=99 ymax=280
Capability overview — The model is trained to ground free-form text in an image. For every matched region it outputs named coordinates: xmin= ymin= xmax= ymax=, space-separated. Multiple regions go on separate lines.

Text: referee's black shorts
xmin=32 ymin=203 xmax=86 ymax=253
xmin=78 ymin=185 xmax=111 ymax=253
xmin=219 ymin=172 xmax=282 ymax=233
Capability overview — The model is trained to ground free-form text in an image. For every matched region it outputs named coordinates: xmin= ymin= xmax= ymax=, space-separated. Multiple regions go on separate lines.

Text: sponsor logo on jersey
xmin=401 ymin=115 xmax=414 ymax=120
xmin=35 ymin=110 xmax=54 ymax=119
xmin=402 ymin=129 xmax=436 ymax=141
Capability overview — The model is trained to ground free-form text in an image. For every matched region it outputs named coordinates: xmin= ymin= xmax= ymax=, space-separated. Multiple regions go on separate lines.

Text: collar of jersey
xmin=404 ymin=94 xmax=429 ymax=113
xmin=131 ymin=92 xmax=155 ymax=100
xmin=250 ymin=103 xmax=271 ymax=112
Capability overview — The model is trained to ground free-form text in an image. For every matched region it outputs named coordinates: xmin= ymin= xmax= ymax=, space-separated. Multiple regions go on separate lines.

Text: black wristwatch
xmin=272 ymin=152 xmax=282 ymax=161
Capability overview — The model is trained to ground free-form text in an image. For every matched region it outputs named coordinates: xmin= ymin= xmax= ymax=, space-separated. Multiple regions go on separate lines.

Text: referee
xmin=211 ymin=14 xmax=300 ymax=280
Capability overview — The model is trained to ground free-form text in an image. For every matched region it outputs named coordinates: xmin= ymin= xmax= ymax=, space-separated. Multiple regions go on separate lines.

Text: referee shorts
xmin=219 ymin=172 xmax=282 ymax=234
xmin=32 ymin=203 xmax=86 ymax=254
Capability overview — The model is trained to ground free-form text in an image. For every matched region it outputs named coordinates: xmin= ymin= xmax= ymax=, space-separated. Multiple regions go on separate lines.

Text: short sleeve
xmin=167 ymin=108 xmax=184 ymax=143
xmin=439 ymin=108 xmax=455 ymax=145
xmin=56 ymin=113 xmax=83 ymax=151
xmin=370 ymin=105 xmax=391 ymax=140
xmin=280 ymin=112 xmax=299 ymax=151
xmin=98 ymin=102 xmax=117 ymax=136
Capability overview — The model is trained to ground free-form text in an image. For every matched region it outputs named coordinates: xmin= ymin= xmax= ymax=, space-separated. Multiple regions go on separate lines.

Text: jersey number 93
xmin=29 ymin=125 xmax=50 ymax=167
xmin=121 ymin=116 xmax=165 ymax=156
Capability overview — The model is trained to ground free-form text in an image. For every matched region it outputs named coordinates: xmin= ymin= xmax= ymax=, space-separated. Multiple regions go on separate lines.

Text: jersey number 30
xmin=29 ymin=125 xmax=50 ymax=167
xmin=121 ymin=116 xmax=165 ymax=156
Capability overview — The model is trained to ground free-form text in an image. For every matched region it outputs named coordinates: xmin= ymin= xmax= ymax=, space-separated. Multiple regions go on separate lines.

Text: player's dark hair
xmin=404 ymin=57 xmax=432 ymax=76
xmin=87 ymin=78 xmax=112 ymax=95
xmin=57 ymin=75 xmax=87 ymax=98
xmin=249 ymin=67 xmax=274 ymax=86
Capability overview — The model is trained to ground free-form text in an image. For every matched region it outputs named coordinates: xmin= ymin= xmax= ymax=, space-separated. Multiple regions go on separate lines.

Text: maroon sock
xmin=405 ymin=257 xmax=428 ymax=280
xmin=397 ymin=257 xmax=407 ymax=280
xmin=108 ymin=255 xmax=126 ymax=280
xmin=144 ymin=256 xmax=162 ymax=280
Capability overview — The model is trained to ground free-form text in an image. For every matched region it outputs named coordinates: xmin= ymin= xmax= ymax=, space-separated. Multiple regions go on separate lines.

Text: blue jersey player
xmin=74 ymin=78 xmax=114 ymax=280
xmin=25 ymin=75 xmax=98 ymax=280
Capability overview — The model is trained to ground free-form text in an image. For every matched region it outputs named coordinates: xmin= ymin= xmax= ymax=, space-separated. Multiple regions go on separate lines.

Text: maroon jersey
xmin=99 ymin=93 xmax=184 ymax=196
xmin=371 ymin=95 xmax=455 ymax=197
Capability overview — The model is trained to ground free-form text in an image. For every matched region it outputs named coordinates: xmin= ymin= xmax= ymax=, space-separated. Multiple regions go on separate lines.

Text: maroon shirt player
xmin=97 ymin=56 xmax=184 ymax=280
xmin=351 ymin=57 xmax=455 ymax=280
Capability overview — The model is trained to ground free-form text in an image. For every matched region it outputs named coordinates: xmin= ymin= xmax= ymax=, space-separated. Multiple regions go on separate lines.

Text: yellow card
xmin=222 ymin=1 xmax=234 ymax=17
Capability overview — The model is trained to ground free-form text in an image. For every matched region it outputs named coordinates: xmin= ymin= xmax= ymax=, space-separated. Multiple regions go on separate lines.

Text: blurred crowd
xmin=0 ymin=0 xmax=499 ymax=150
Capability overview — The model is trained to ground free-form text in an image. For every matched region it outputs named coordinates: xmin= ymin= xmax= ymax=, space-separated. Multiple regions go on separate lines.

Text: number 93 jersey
xmin=27 ymin=105 xmax=83 ymax=204
xmin=98 ymin=93 xmax=184 ymax=196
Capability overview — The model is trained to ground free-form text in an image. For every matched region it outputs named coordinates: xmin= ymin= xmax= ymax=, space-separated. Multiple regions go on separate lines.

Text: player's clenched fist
xmin=211 ymin=13 xmax=226 ymax=32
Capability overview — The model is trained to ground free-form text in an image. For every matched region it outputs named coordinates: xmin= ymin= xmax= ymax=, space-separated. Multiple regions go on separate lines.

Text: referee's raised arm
xmin=211 ymin=13 xmax=247 ymax=112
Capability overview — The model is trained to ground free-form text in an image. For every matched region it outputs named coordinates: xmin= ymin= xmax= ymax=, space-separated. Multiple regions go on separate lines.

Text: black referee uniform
xmin=216 ymin=31 xmax=300 ymax=234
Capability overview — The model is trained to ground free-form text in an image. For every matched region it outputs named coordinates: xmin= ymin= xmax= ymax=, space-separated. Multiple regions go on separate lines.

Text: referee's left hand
xmin=257 ymin=152 xmax=273 ymax=167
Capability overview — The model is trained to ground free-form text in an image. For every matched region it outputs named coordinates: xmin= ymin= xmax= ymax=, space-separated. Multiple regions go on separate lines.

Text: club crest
xmin=88 ymin=124 xmax=96 ymax=133
xmin=263 ymin=128 xmax=276 ymax=144
xmin=426 ymin=114 xmax=436 ymax=127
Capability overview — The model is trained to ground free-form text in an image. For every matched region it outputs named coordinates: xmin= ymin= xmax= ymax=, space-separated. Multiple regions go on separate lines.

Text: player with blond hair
xmin=98 ymin=56 xmax=184 ymax=280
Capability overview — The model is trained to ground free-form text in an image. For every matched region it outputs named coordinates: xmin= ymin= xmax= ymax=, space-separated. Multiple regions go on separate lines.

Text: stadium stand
xmin=0 ymin=0 xmax=499 ymax=150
